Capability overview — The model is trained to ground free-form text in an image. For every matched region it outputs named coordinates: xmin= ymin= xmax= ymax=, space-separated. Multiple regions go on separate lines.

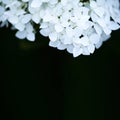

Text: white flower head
xmin=0 ymin=0 xmax=120 ymax=57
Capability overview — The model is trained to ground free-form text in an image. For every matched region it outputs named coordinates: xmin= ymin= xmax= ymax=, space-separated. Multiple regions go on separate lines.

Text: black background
xmin=0 ymin=27 xmax=120 ymax=120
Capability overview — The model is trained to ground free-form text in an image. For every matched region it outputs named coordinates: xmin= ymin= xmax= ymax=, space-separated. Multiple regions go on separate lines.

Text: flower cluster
xmin=0 ymin=0 xmax=120 ymax=57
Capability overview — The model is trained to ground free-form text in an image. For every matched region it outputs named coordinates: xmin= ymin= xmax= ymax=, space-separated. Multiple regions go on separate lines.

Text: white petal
xmin=74 ymin=36 xmax=89 ymax=46
xmin=89 ymin=33 xmax=100 ymax=44
xmin=49 ymin=32 xmax=58 ymax=42
xmin=61 ymin=35 xmax=72 ymax=44
xmin=57 ymin=43 xmax=66 ymax=50
xmin=21 ymin=14 xmax=32 ymax=24
xmin=2 ymin=0 xmax=10 ymax=4
xmin=32 ymin=13 xmax=40 ymax=24
xmin=55 ymin=24 xmax=64 ymax=33
xmin=40 ymin=23 xmax=49 ymax=29
xmin=103 ymin=27 xmax=111 ymax=35
xmin=73 ymin=47 xmax=83 ymax=57
xmin=80 ymin=36 xmax=89 ymax=46
xmin=49 ymin=41 xmax=60 ymax=48
xmin=94 ymin=7 xmax=105 ymax=17
xmin=15 ymin=30 xmax=27 ymax=39
xmin=61 ymin=0 xmax=68 ymax=6
xmin=95 ymin=41 xmax=103 ymax=49
xmin=66 ymin=45 xmax=73 ymax=54
xmin=40 ymin=28 xmax=51 ymax=37
xmin=31 ymin=0 xmax=42 ymax=8
xmin=66 ymin=27 xmax=74 ymax=38
xmin=90 ymin=1 xmax=97 ymax=8
xmin=49 ymin=0 xmax=58 ymax=5
xmin=96 ymin=0 xmax=105 ymax=5
xmin=26 ymin=23 xmax=34 ymax=33
xmin=108 ymin=21 xmax=120 ymax=30
xmin=94 ymin=24 xmax=102 ymax=35
xmin=27 ymin=32 xmax=35 ymax=41
xmin=0 ymin=6 xmax=5 ymax=16
xmin=43 ymin=13 xmax=53 ymax=22
xmin=8 ymin=16 xmax=19 ymax=24
xmin=15 ymin=23 xmax=25 ymax=31
xmin=88 ymin=44 xmax=95 ymax=53
xmin=82 ymin=47 xmax=90 ymax=55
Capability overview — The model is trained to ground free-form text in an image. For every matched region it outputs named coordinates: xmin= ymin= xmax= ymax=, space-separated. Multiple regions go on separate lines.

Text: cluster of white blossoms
xmin=0 ymin=0 xmax=120 ymax=57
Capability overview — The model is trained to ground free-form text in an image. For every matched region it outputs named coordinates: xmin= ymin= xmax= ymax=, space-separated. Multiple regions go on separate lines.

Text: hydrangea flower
xmin=0 ymin=0 xmax=120 ymax=57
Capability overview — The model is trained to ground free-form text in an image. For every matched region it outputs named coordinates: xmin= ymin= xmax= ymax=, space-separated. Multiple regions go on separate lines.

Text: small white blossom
xmin=0 ymin=0 xmax=120 ymax=57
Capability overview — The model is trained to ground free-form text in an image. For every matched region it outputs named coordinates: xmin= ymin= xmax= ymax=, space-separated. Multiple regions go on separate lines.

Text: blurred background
xmin=0 ymin=27 xmax=120 ymax=120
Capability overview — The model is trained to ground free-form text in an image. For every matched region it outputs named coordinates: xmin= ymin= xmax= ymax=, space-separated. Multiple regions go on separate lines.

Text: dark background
xmin=0 ymin=27 xmax=120 ymax=120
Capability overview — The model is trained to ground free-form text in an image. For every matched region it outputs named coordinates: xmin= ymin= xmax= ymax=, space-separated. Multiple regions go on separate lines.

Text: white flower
xmin=0 ymin=0 xmax=120 ymax=57
xmin=16 ymin=23 xmax=35 ymax=41
xmin=31 ymin=0 xmax=42 ymax=8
